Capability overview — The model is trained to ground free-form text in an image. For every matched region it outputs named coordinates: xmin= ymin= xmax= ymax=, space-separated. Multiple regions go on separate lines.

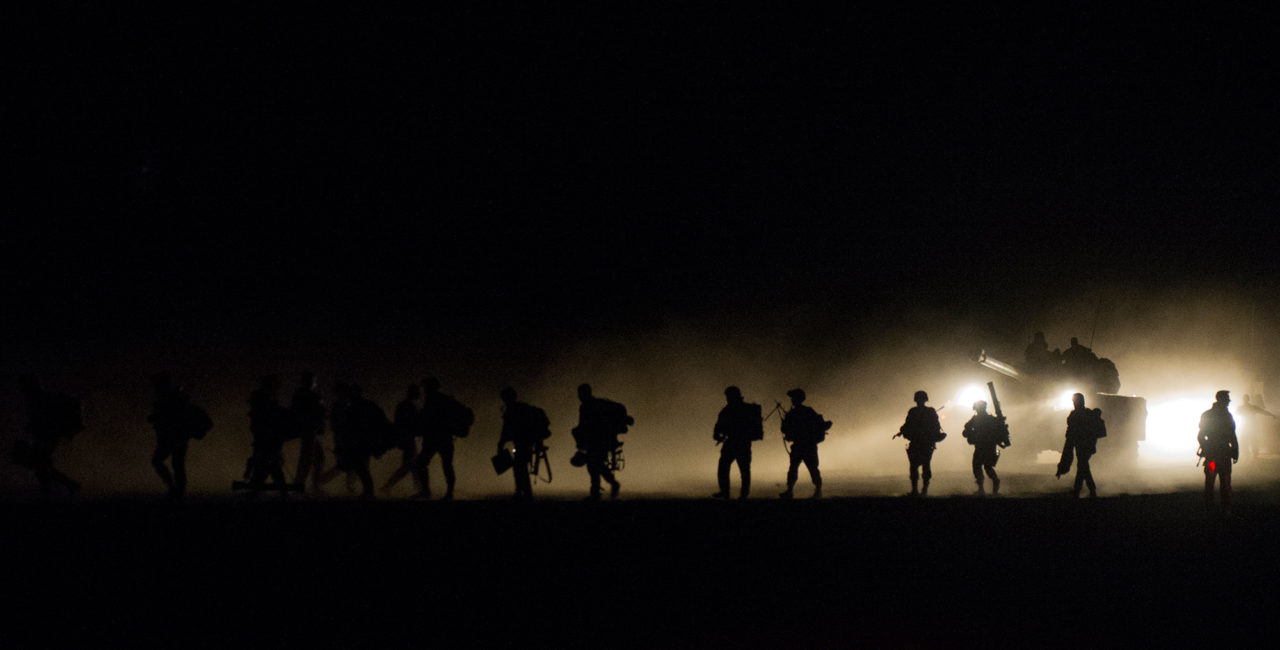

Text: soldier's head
xmin=724 ymin=386 xmax=743 ymax=404
xmin=1215 ymin=390 xmax=1230 ymax=406
xmin=500 ymin=387 xmax=517 ymax=405
xmin=787 ymin=388 xmax=806 ymax=406
xmin=1072 ymin=393 xmax=1085 ymax=409
xmin=1070 ymin=337 xmax=1080 ymax=347
xmin=577 ymin=383 xmax=593 ymax=402
xmin=973 ymin=400 xmax=988 ymax=414
xmin=422 ymin=377 xmax=441 ymax=394
xmin=301 ymin=371 xmax=317 ymax=390
xmin=913 ymin=390 xmax=928 ymax=405
xmin=406 ymin=384 xmax=421 ymax=400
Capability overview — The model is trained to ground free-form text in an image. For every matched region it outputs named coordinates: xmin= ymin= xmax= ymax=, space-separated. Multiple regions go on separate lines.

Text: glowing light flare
xmin=1142 ymin=397 xmax=1210 ymax=459
xmin=954 ymin=385 xmax=989 ymax=413
xmin=1055 ymin=389 xmax=1081 ymax=412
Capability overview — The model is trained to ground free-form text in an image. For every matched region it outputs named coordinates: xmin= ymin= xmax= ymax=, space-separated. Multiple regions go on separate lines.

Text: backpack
xmin=528 ymin=405 xmax=552 ymax=440
xmin=448 ymin=398 xmax=475 ymax=438
xmin=185 ymin=403 xmax=214 ymax=441
xmin=599 ymin=399 xmax=634 ymax=435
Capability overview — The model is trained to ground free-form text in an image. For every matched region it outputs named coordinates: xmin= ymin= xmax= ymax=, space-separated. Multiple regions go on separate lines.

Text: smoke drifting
xmin=3 ymin=279 xmax=1277 ymax=499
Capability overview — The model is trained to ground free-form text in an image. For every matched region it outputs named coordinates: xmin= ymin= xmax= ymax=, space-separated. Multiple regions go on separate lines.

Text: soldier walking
xmin=1055 ymin=393 xmax=1106 ymax=498
xmin=1198 ymin=390 xmax=1239 ymax=516
xmin=290 ymin=371 xmax=327 ymax=493
xmin=779 ymin=388 xmax=830 ymax=500
xmin=497 ymin=387 xmax=551 ymax=501
xmin=14 ymin=375 xmax=82 ymax=497
xmin=896 ymin=390 xmax=944 ymax=497
xmin=572 ymin=383 xmax=631 ymax=501
xmin=246 ymin=375 xmax=290 ymax=496
xmin=712 ymin=386 xmax=763 ymax=500
xmin=414 ymin=377 xmax=473 ymax=500
xmin=963 ymin=400 xmax=1010 ymax=496
xmin=381 ymin=383 xmax=421 ymax=496
xmin=149 ymin=372 xmax=212 ymax=500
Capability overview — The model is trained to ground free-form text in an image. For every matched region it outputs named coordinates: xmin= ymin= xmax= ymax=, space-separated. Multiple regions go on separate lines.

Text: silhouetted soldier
xmin=497 ymin=387 xmax=552 ymax=501
xmin=1061 ymin=337 xmax=1098 ymax=371
xmin=1055 ymin=393 xmax=1106 ymax=498
xmin=779 ymin=388 xmax=830 ymax=499
xmin=896 ymin=390 xmax=944 ymax=497
xmin=712 ymin=386 xmax=763 ymax=500
xmin=1023 ymin=331 xmax=1060 ymax=375
xmin=1236 ymin=394 xmax=1277 ymax=460
xmin=13 ymin=375 xmax=82 ymax=497
xmin=246 ymin=375 xmax=290 ymax=496
xmin=382 ymin=383 xmax=421 ymax=496
xmin=413 ymin=377 xmax=473 ymax=500
xmin=290 ymin=371 xmax=327 ymax=493
xmin=319 ymin=383 xmax=390 ymax=500
xmin=148 ymin=372 xmax=212 ymax=500
xmin=963 ymin=400 xmax=1010 ymax=496
xmin=1198 ymin=390 xmax=1239 ymax=516
xmin=572 ymin=383 xmax=631 ymax=500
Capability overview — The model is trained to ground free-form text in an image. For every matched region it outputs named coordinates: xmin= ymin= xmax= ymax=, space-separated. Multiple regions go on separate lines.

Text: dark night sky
xmin=6 ymin=1 xmax=1280 ymax=374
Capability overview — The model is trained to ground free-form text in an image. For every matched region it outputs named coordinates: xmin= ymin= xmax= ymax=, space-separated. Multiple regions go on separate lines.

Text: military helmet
xmin=914 ymin=390 xmax=928 ymax=403
xmin=786 ymin=388 xmax=806 ymax=402
xmin=725 ymin=386 xmax=742 ymax=399
xmin=973 ymin=400 xmax=988 ymax=412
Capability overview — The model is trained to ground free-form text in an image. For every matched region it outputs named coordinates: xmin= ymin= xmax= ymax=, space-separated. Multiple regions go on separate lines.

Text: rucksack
xmin=527 ymin=405 xmax=552 ymax=440
xmin=185 ymin=403 xmax=214 ymax=440
xmin=599 ymin=399 xmax=633 ymax=435
xmin=448 ymin=398 xmax=475 ymax=438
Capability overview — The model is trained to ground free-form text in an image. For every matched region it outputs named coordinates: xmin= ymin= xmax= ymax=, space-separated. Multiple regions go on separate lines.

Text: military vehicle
xmin=971 ymin=342 xmax=1147 ymax=467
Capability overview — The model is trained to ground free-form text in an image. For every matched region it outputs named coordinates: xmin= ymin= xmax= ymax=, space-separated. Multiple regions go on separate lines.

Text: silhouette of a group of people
xmin=7 ymin=373 xmax=1246 ymax=513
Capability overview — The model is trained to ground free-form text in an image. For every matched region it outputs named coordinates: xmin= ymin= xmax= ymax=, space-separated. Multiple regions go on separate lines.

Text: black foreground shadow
xmin=3 ymin=491 xmax=1279 ymax=649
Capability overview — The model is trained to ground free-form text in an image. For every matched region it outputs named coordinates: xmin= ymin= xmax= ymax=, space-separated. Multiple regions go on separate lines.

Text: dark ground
xmin=3 ymin=489 xmax=1278 ymax=649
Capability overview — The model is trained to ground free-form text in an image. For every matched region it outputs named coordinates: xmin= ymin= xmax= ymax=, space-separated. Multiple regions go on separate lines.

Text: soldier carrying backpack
xmin=496 ymin=387 xmax=552 ymax=501
xmin=413 ymin=377 xmax=473 ymax=501
xmin=149 ymin=371 xmax=213 ymax=500
xmin=779 ymin=388 xmax=831 ymax=500
xmin=1198 ymin=390 xmax=1239 ymax=516
xmin=1055 ymin=393 xmax=1106 ymax=498
xmin=896 ymin=390 xmax=946 ymax=497
xmin=572 ymin=383 xmax=632 ymax=501
xmin=712 ymin=386 xmax=763 ymax=500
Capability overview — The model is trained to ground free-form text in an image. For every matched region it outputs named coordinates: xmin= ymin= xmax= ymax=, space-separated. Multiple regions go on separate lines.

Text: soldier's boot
xmin=910 ymin=477 xmax=919 ymax=496
xmin=921 ymin=480 xmax=929 ymax=497
xmin=585 ymin=488 xmax=602 ymax=501
xmin=610 ymin=480 xmax=621 ymax=500
xmin=992 ymin=477 xmax=1001 ymax=496
xmin=975 ymin=479 xmax=986 ymax=496
xmin=810 ymin=484 xmax=822 ymax=500
xmin=779 ymin=486 xmax=794 ymax=499
xmin=739 ymin=476 xmax=750 ymax=500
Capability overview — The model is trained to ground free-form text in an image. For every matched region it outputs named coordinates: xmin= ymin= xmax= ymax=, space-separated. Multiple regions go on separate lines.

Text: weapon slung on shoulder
xmin=987 ymin=381 xmax=1011 ymax=447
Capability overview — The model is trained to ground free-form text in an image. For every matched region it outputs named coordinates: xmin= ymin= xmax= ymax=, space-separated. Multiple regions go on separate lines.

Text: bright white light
xmin=1142 ymin=397 xmax=1208 ymax=459
xmin=1056 ymin=389 xmax=1081 ymax=411
xmin=955 ymin=385 xmax=988 ymax=412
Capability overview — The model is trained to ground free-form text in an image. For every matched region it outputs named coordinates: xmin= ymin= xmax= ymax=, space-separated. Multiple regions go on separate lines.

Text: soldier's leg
xmin=356 ymin=458 xmax=375 ymax=499
xmin=173 ymin=444 xmax=187 ymax=498
xmin=586 ymin=455 xmax=603 ymax=499
xmin=440 ymin=442 xmax=456 ymax=499
xmin=921 ymin=450 xmax=933 ymax=496
xmin=716 ymin=446 xmax=734 ymax=497
xmin=783 ymin=450 xmax=802 ymax=497
xmin=270 ymin=461 xmax=288 ymax=499
xmin=414 ymin=444 xmax=436 ymax=498
xmin=152 ymin=446 xmax=175 ymax=493
xmin=972 ymin=452 xmax=985 ymax=493
xmin=739 ymin=444 xmax=751 ymax=499
xmin=513 ymin=447 xmax=533 ymax=498
xmin=908 ymin=449 xmax=920 ymax=495
xmin=804 ymin=447 xmax=822 ymax=498
xmin=1077 ymin=450 xmax=1096 ymax=496
xmin=295 ymin=433 xmax=315 ymax=487
xmin=1203 ymin=462 xmax=1217 ymax=510
xmin=1220 ymin=462 xmax=1233 ymax=515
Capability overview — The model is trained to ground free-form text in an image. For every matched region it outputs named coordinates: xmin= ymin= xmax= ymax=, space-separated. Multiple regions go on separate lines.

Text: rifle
xmin=531 ymin=443 xmax=553 ymax=483
xmin=764 ymin=401 xmax=792 ymax=454
xmin=987 ymin=381 xmax=1012 ymax=448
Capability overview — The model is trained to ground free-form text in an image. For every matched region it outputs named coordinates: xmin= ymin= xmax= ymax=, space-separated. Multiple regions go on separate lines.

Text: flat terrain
xmin=3 ymin=488 xmax=1279 ymax=649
